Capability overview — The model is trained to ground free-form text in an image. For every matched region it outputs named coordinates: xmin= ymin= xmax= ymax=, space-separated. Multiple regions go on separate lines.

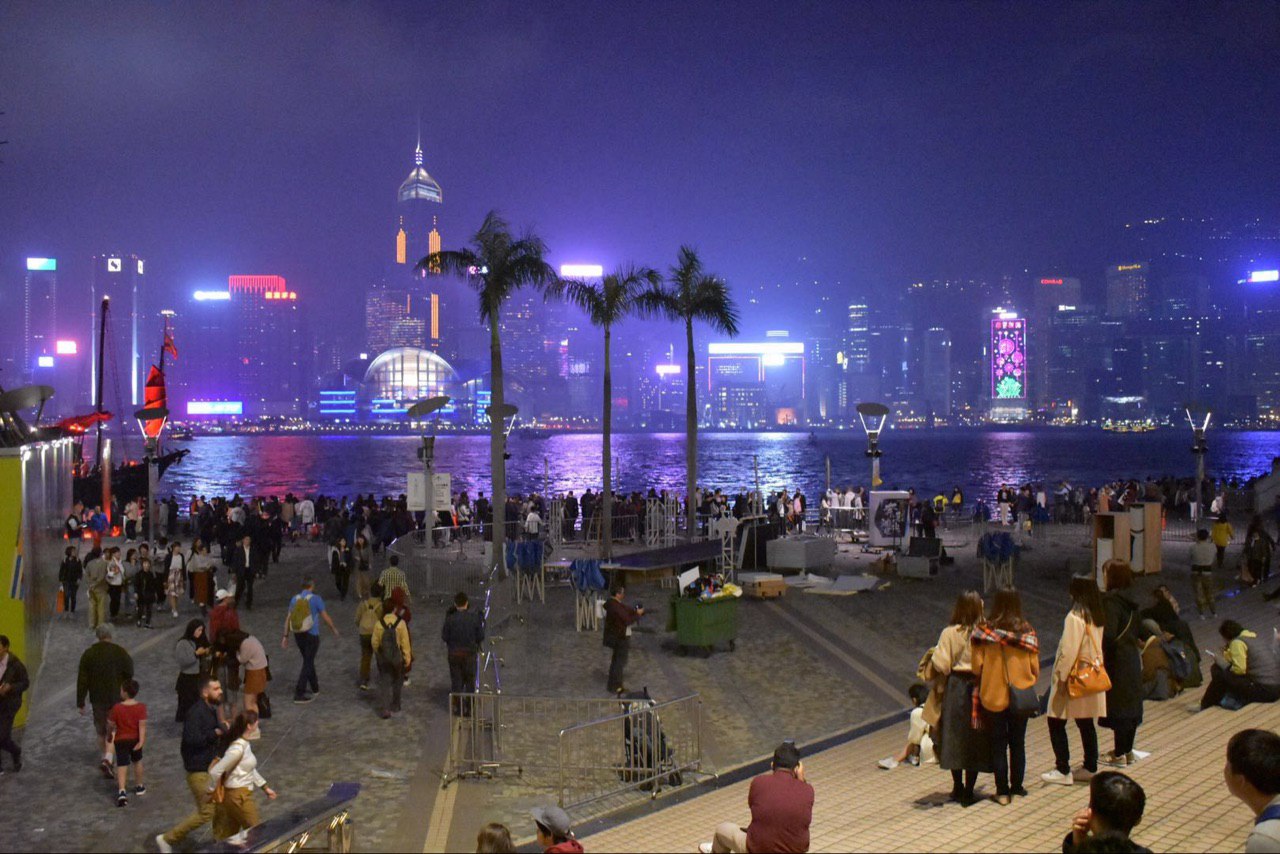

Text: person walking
xmin=156 ymin=674 xmax=227 ymax=852
xmin=1190 ymin=528 xmax=1218 ymax=619
xmin=173 ymin=619 xmax=210 ymax=722
xmin=377 ymin=555 xmax=410 ymax=600
xmin=226 ymin=629 xmax=270 ymax=718
xmin=925 ymin=590 xmax=991 ymax=807
xmin=230 ymin=535 xmax=255 ymax=610
xmin=1099 ymin=560 xmax=1145 ymax=768
xmin=84 ymin=547 xmax=109 ymax=629
xmin=372 ymin=601 xmax=412 ymax=718
xmin=106 ymin=678 xmax=147 ymax=807
xmin=104 ymin=547 xmax=126 ymax=621
xmin=1245 ymin=516 xmax=1275 ymax=586
xmin=603 ymin=586 xmax=644 ymax=695
xmin=0 ymin=634 xmax=30 ymax=773
xmin=76 ymin=624 xmax=134 ymax=779
xmin=134 ymin=555 xmax=160 ymax=628
xmin=1212 ymin=514 xmax=1234 ymax=571
xmin=1042 ymin=576 xmax=1107 ymax=787
xmin=355 ymin=582 xmax=384 ymax=691
xmin=189 ymin=541 xmax=215 ymax=616
xmin=207 ymin=712 xmax=277 ymax=841
xmin=280 ymin=577 xmax=339 ymax=704
xmin=442 ymin=592 xmax=485 ymax=713
xmin=329 ymin=537 xmax=352 ymax=601
xmin=59 ymin=545 xmax=83 ymax=617
xmin=971 ymin=588 xmax=1040 ymax=805
xmin=165 ymin=542 xmax=188 ymax=618
xmin=353 ymin=535 xmax=372 ymax=600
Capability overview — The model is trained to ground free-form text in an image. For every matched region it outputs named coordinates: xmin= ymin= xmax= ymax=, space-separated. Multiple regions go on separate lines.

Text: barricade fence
xmin=446 ymin=692 xmax=708 ymax=811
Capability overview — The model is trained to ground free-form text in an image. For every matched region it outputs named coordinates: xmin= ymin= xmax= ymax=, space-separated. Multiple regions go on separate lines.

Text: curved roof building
xmin=363 ymin=346 xmax=458 ymax=408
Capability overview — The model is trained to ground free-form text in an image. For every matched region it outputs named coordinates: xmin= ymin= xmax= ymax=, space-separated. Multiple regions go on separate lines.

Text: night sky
xmin=3 ymin=1 xmax=1278 ymax=335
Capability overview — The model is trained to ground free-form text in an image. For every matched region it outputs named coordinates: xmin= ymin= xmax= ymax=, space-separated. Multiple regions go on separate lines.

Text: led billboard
xmin=187 ymin=400 xmax=243 ymax=415
xmin=991 ymin=318 xmax=1027 ymax=400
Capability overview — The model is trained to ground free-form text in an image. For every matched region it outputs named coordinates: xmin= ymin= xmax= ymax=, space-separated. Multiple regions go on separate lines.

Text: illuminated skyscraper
xmin=23 ymin=257 xmax=57 ymax=382
xmin=1106 ymin=263 xmax=1149 ymax=318
xmin=228 ymin=275 xmax=309 ymax=417
xmin=387 ymin=132 xmax=447 ymax=353
xmin=365 ymin=281 xmax=426 ymax=354
xmin=90 ymin=253 xmax=145 ymax=408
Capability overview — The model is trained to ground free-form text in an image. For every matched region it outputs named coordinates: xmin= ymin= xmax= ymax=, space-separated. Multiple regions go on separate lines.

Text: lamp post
xmin=856 ymin=402 xmax=890 ymax=490
xmin=407 ymin=395 xmax=452 ymax=556
xmin=133 ymin=406 xmax=169 ymax=541
xmin=1185 ymin=404 xmax=1211 ymax=527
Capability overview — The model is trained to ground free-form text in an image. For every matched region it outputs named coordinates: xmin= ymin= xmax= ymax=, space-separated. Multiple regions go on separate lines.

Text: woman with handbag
xmin=1099 ymin=559 xmax=1145 ymax=767
xmin=207 ymin=711 xmax=277 ymax=841
xmin=1042 ymin=575 xmax=1108 ymax=786
xmin=971 ymin=588 xmax=1040 ymax=806
xmin=927 ymin=591 xmax=992 ymax=807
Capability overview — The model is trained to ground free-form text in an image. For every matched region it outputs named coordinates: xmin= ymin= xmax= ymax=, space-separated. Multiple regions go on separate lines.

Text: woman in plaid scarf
xmin=971 ymin=588 xmax=1040 ymax=805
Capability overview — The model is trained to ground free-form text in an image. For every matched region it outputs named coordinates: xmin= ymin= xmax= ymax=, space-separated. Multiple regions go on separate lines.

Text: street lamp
xmin=856 ymin=402 xmax=890 ymax=489
xmin=1185 ymin=403 xmax=1211 ymax=527
xmin=408 ymin=395 xmax=451 ymax=550
xmin=133 ymin=405 xmax=169 ymax=539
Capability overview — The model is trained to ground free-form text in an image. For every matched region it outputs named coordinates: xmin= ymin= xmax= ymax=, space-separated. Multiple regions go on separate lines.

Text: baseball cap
xmin=530 ymin=805 xmax=572 ymax=838
xmin=214 ymin=589 xmax=232 ymax=602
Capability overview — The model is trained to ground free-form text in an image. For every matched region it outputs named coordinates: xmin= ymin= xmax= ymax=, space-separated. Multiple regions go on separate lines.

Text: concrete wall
xmin=0 ymin=438 xmax=74 ymax=727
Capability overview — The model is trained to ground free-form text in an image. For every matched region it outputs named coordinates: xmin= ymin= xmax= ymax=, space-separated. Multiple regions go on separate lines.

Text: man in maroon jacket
xmin=602 ymin=586 xmax=643 ymax=694
xmin=701 ymin=742 xmax=815 ymax=853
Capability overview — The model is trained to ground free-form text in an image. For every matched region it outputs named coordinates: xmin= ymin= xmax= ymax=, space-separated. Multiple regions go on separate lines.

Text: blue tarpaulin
xmin=978 ymin=531 xmax=1020 ymax=562
xmin=505 ymin=540 xmax=544 ymax=574
xmin=570 ymin=559 xmax=608 ymax=592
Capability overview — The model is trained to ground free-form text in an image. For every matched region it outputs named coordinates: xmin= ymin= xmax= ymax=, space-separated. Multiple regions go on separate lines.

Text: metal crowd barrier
xmin=558 ymin=693 xmax=708 ymax=810
xmin=197 ymin=782 xmax=359 ymax=853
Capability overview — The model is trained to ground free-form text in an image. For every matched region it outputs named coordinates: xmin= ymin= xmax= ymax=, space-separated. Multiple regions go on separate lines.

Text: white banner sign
xmin=432 ymin=473 xmax=451 ymax=512
xmin=407 ymin=472 xmax=427 ymax=512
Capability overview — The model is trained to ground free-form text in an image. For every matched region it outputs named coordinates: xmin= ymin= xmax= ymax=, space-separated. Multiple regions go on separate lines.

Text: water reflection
xmin=160 ymin=429 xmax=1280 ymax=503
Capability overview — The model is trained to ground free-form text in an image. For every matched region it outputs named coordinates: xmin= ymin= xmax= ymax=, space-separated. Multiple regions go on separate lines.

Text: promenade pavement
xmin=580 ymin=585 xmax=1280 ymax=854
xmin=1 ymin=521 xmax=1275 ymax=852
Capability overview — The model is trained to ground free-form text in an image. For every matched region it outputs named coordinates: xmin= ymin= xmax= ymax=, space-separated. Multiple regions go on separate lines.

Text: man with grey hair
xmin=76 ymin=624 xmax=134 ymax=778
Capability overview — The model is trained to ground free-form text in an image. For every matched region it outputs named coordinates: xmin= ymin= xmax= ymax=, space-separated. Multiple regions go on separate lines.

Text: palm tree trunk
xmin=602 ymin=327 xmax=612 ymax=561
xmin=685 ymin=317 xmax=697 ymax=541
xmin=489 ymin=302 xmax=506 ymax=570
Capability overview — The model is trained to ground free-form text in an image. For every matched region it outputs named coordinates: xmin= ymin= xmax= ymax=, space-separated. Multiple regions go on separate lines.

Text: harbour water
xmin=157 ymin=428 xmax=1280 ymax=503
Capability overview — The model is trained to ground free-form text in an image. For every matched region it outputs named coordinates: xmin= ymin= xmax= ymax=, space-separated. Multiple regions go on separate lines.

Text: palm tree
xmin=647 ymin=246 xmax=740 ymax=541
xmin=555 ymin=266 xmax=662 ymax=559
xmin=417 ymin=211 xmax=558 ymax=569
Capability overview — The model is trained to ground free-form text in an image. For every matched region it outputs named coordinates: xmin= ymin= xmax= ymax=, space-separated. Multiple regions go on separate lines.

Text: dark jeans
xmin=1201 ymin=663 xmax=1280 ymax=710
xmin=236 ymin=570 xmax=255 ymax=610
xmin=333 ymin=570 xmax=350 ymax=601
xmin=0 ymin=705 xmax=20 ymax=763
xmin=1109 ymin=717 xmax=1140 ymax=757
xmin=379 ymin=661 xmax=402 ymax=713
xmin=108 ymin=586 xmax=122 ymax=619
xmin=607 ymin=640 xmax=629 ymax=693
xmin=136 ymin=592 xmax=153 ymax=626
xmin=448 ymin=651 xmax=477 ymax=712
xmin=988 ymin=709 xmax=1028 ymax=795
xmin=63 ymin=582 xmax=78 ymax=613
xmin=294 ymin=632 xmax=320 ymax=697
xmin=1048 ymin=717 xmax=1098 ymax=775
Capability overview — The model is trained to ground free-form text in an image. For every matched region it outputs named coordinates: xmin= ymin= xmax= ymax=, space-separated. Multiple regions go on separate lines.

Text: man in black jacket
xmin=155 ymin=676 xmax=226 ymax=852
xmin=230 ymin=534 xmax=255 ymax=610
xmin=76 ymin=624 xmax=134 ymax=777
xmin=442 ymin=593 xmax=485 ymax=714
xmin=0 ymin=634 xmax=30 ymax=772
xmin=603 ymin=587 xmax=644 ymax=694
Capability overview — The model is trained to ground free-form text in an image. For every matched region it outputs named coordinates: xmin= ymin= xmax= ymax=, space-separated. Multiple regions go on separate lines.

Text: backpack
xmin=1163 ymin=639 xmax=1193 ymax=684
xmin=289 ymin=593 xmax=314 ymax=633
xmin=377 ymin=615 xmax=403 ymax=668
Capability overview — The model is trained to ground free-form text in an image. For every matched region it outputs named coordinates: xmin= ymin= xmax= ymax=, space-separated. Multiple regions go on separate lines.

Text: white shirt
xmin=525 ymin=512 xmax=541 ymax=534
xmin=1249 ymin=795 xmax=1280 ymax=853
xmin=298 ymin=500 xmax=315 ymax=523
xmin=207 ymin=738 xmax=268 ymax=792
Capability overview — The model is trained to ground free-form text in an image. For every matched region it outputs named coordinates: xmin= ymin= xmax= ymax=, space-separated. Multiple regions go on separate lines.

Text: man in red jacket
xmin=701 ymin=742 xmax=815 ymax=853
xmin=602 ymin=586 xmax=643 ymax=694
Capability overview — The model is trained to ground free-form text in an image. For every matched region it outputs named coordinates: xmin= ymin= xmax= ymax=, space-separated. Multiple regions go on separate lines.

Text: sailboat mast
xmin=94 ymin=296 xmax=109 ymax=469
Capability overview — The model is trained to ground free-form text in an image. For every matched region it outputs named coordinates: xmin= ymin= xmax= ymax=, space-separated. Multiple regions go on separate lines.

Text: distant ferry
xmin=516 ymin=428 xmax=554 ymax=440
xmin=1101 ymin=420 xmax=1159 ymax=433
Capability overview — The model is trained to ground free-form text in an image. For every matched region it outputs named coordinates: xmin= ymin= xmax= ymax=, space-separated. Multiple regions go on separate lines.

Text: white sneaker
xmin=1131 ymin=749 xmax=1151 ymax=761
xmin=877 ymin=756 xmax=899 ymax=770
xmin=155 ymin=834 xmax=173 ymax=854
xmin=1040 ymin=769 xmax=1074 ymax=786
xmin=698 ymin=844 xmax=713 ymax=854
xmin=227 ymin=829 xmax=250 ymax=846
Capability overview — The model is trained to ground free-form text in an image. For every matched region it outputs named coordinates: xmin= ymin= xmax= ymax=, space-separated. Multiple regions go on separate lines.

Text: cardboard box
xmin=744 ymin=577 xmax=787 ymax=599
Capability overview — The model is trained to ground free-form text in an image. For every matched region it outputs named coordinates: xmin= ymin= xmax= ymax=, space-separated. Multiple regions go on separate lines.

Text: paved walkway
xmin=581 ymin=588 xmax=1280 ymax=853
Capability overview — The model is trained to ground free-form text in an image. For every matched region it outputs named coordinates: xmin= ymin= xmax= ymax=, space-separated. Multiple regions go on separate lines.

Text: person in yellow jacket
xmin=371 ymin=608 xmax=412 ymax=719
xmin=1211 ymin=515 xmax=1234 ymax=570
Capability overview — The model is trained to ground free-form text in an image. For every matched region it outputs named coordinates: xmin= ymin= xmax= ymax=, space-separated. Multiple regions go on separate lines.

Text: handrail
xmin=197 ymin=782 xmax=360 ymax=853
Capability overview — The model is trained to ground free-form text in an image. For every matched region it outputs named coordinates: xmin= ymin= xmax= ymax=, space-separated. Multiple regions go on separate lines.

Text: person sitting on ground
xmin=475 ymin=821 xmax=516 ymax=853
xmin=1200 ymin=620 xmax=1280 ymax=711
xmin=701 ymin=742 xmax=815 ymax=854
xmin=1063 ymin=771 xmax=1149 ymax=853
xmin=1224 ymin=728 xmax=1280 ymax=853
xmin=530 ymin=805 xmax=583 ymax=854
xmin=878 ymin=683 xmax=934 ymax=770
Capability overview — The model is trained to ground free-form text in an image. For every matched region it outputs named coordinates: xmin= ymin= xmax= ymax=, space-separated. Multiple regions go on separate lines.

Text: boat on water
xmin=61 ymin=298 xmax=188 ymax=508
xmin=1101 ymin=419 xmax=1159 ymax=433
xmin=516 ymin=427 xmax=553 ymax=440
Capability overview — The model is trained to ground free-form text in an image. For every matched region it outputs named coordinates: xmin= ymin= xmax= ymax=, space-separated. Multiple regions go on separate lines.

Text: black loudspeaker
xmin=907 ymin=537 xmax=942 ymax=558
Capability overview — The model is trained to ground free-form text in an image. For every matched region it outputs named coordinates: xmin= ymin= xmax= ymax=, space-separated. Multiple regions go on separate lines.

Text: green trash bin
xmin=668 ymin=594 xmax=740 ymax=656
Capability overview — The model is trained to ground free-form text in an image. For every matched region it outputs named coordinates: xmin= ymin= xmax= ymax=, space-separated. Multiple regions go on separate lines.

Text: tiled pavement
xmin=580 ymin=589 xmax=1280 ymax=854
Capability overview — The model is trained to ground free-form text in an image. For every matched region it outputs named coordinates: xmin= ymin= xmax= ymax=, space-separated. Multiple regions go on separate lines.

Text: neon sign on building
xmin=991 ymin=318 xmax=1027 ymax=400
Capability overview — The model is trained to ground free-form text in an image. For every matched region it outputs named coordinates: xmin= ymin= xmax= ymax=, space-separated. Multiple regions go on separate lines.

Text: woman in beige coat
xmin=1041 ymin=575 xmax=1107 ymax=786
xmin=925 ymin=591 xmax=992 ymax=806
